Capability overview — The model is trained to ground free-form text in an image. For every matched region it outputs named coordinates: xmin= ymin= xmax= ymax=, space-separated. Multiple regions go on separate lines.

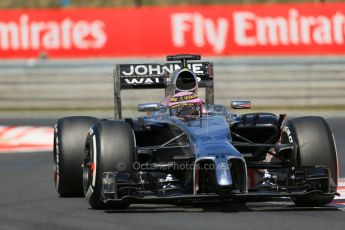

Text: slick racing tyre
xmin=54 ymin=116 xmax=98 ymax=197
xmin=83 ymin=120 xmax=135 ymax=209
xmin=281 ymin=116 xmax=338 ymax=206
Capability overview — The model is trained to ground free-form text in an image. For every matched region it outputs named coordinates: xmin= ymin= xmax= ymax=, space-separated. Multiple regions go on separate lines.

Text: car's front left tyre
xmin=281 ymin=116 xmax=338 ymax=206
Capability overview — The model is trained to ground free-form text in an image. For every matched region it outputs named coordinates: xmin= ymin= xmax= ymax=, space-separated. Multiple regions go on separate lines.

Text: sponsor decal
xmin=283 ymin=126 xmax=294 ymax=143
xmin=88 ymin=127 xmax=94 ymax=136
xmin=170 ymin=102 xmax=197 ymax=109
xmin=118 ymin=63 xmax=211 ymax=88
xmin=124 ymin=77 xmax=160 ymax=85
xmin=1 ymin=4 xmax=345 ymax=58
xmin=233 ymin=9 xmax=345 ymax=47
xmin=170 ymin=93 xmax=198 ymax=102
xmin=171 ymin=13 xmax=229 ymax=53
xmin=120 ymin=63 xmax=205 ymax=76
xmin=0 ymin=14 xmax=107 ymax=51
xmin=171 ymin=6 xmax=345 ymax=55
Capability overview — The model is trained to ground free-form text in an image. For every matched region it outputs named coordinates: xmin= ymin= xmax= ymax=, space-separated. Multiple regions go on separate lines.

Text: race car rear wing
xmin=113 ymin=59 xmax=214 ymax=119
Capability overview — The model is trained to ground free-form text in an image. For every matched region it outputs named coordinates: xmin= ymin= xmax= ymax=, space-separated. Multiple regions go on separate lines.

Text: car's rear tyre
xmin=281 ymin=116 xmax=338 ymax=206
xmin=54 ymin=116 xmax=98 ymax=197
xmin=83 ymin=120 xmax=135 ymax=209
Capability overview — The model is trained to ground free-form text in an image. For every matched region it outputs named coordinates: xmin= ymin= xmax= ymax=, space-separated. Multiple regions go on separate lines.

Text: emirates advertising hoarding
xmin=0 ymin=3 xmax=345 ymax=58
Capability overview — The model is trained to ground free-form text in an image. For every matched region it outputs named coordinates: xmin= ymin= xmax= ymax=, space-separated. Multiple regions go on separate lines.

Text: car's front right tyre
xmin=83 ymin=120 xmax=135 ymax=209
xmin=54 ymin=116 xmax=98 ymax=197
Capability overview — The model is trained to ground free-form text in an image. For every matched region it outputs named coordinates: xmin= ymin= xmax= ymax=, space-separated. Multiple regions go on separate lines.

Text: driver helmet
xmin=168 ymin=92 xmax=203 ymax=118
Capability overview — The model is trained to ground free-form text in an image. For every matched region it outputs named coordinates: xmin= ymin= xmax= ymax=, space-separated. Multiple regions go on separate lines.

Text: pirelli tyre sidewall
xmin=281 ymin=116 xmax=339 ymax=206
xmin=54 ymin=116 xmax=98 ymax=197
xmin=83 ymin=120 xmax=135 ymax=209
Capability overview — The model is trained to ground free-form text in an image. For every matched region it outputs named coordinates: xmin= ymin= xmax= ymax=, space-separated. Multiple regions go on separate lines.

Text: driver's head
xmin=168 ymin=92 xmax=203 ymax=118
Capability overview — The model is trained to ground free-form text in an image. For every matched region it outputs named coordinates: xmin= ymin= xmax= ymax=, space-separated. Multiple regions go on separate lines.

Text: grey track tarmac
xmin=0 ymin=118 xmax=344 ymax=230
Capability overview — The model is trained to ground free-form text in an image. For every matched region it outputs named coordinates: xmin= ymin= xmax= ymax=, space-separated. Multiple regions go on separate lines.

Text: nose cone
xmin=215 ymin=158 xmax=232 ymax=187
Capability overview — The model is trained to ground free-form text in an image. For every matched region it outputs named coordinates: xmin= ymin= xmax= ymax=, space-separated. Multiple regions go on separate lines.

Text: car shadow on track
xmin=105 ymin=200 xmax=344 ymax=214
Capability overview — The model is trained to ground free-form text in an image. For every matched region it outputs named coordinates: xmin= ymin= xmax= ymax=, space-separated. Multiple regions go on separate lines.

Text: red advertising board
xmin=1 ymin=3 xmax=345 ymax=58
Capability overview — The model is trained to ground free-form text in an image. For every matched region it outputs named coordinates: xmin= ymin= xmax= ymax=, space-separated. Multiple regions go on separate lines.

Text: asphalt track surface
xmin=0 ymin=118 xmax=345 ymax=230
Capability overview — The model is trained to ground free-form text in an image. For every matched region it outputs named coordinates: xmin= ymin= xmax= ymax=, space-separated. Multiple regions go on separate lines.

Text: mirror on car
xmin=231 ymin=100 xmax=252 ymax=109
xmin=138 ymin=103 xmax=164 ymax=112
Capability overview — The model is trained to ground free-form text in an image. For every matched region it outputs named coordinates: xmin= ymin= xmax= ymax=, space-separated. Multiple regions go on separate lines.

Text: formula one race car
xmin=53 ymin=54 xmax=339 ymax=209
